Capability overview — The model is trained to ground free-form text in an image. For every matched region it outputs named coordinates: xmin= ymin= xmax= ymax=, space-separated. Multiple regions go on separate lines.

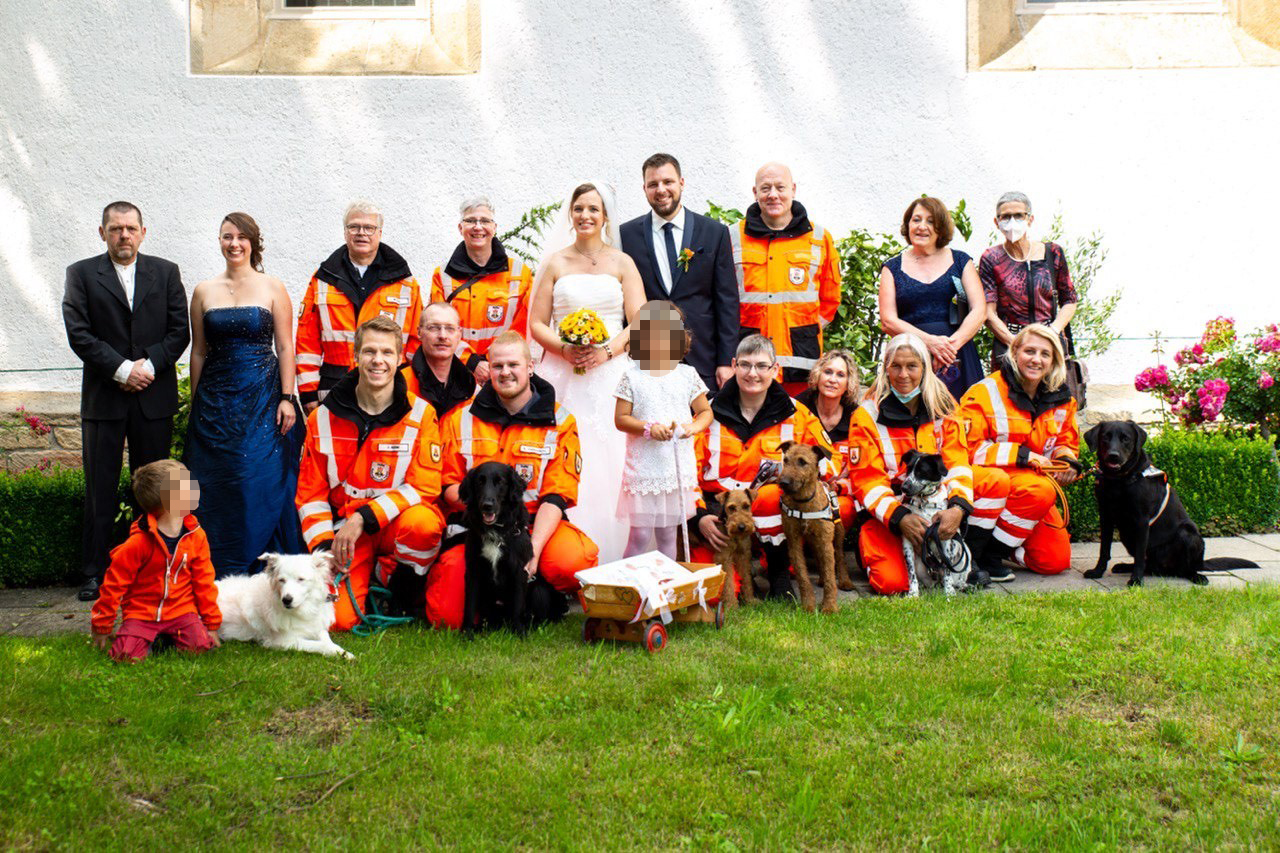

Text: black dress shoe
xmin=77 ymin=577 xmax=101 ymax=602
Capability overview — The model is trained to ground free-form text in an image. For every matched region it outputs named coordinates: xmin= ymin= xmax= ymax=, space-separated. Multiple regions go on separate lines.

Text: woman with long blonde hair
xmin=955 ymin=323 xmax=1081 ymax=581
xmin=846 ymin=334 xmax=1007 ymax=595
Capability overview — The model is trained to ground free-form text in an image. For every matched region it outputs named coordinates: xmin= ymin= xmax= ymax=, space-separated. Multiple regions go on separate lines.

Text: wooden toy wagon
xmin=576 ymin=557 xmax=727 ymax=653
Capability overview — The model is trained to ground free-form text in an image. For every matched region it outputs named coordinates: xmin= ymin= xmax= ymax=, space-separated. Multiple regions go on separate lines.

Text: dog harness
xmin=780 ymin=486 xmax=841 ymax=521
xmin=1142 ymin=465 xmax=1172 ymax=527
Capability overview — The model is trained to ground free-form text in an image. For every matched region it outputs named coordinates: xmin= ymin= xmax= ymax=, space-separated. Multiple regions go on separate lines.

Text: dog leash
xmin=332 ymin=566 xmax=415 ymax=637
xmin=1029 ymin=458 xmax=1078 ymax=530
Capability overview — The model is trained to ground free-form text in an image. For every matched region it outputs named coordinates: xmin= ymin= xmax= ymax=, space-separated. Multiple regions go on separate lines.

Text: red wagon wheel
xmin=643 ymin=621 xmax=668 ymax=654
xmin=714 ymin=600 xmax=726 ymax=630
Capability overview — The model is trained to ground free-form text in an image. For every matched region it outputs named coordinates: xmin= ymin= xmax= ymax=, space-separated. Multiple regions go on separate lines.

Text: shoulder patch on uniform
xmin=370 ymin=460 xmax=390 ymax=482
xmin=486 ymin=304 xmax=505 ymax=323
xmin=515 ymin=463 xmax=534 ymax=484
xmin=430 ymin=443 xmax=441 ymax=464
xmin=848 ymin=446 xmax=860 ymax=465
xmin=789 ymin=267 xmax=806 ymax=285
xmin=964 ymin=418 xmax=973 ymax=437
xmin=574 ymin=452 xmax=583 ymax=474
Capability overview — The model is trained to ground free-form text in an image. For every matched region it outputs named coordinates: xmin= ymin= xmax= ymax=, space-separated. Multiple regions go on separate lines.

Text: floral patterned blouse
xmin=978 ymin=241 xmax=1077 ymax=327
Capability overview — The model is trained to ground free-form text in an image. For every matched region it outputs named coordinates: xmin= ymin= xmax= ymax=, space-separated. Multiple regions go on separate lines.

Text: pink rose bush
xmin=1135 ymin=317 xmax=1280 ymax=437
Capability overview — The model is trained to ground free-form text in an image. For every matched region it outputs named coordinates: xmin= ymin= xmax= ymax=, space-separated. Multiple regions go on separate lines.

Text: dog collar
xmin=1141 ymin=466 xmax=1172 ymax=527
xmin=781 ymin=504 xmax=835 ymax=521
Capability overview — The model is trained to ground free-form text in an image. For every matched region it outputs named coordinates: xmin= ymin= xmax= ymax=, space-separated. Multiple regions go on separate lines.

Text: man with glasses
xmin=690 ymin=335 xmax=837 ymax=600
xmin=297 ymin=201 xmax=423 ymax=412
xmin=429 ymin=196 xmax=533 ymax=385
xmin=401 ymin=302 xmax=476 ymax=419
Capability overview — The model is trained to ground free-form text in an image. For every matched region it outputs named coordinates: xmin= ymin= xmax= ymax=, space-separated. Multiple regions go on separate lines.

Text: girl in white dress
xmin=614 ymin=301 xmax=713 ymax=559
xmin=529 ymin=182 xmax=645 ymax=564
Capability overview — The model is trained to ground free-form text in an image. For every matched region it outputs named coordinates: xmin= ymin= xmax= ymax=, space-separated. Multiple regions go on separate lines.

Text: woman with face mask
xmin=978 ymin=192 xmax=1079 ymax=371
xmin=845 ymin=334 xmax=1009 ymax=595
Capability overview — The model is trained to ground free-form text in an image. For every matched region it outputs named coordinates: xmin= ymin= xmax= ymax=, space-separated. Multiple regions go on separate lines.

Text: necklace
xmin=573 ymin=244 xmax=604 ymax=266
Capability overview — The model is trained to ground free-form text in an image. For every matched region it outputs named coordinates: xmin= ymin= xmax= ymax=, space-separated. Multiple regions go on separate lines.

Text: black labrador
xmin=1083 ymin=420 xmax=1257 ymax=586
xmin=459 ymin=461 xmax=565 ymax=635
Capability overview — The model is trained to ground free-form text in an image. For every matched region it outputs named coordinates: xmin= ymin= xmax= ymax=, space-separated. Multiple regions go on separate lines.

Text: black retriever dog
xmin=1083 ymin=420 xmax=1258 ymax=586
xmin=459 ymin=461 xmax=566 ymax=635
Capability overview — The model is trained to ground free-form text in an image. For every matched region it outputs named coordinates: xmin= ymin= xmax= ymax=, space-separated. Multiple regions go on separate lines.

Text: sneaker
xmin=966 ymin=568 xmax=991 ymax=588
xmin=986 ymin=564 xmax=1015 ymax=583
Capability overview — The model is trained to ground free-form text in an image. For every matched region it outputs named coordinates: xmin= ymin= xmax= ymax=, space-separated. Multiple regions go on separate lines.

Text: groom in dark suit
xmin=62 ymin=202 xmax=190 ymax=600
xmin=620 ymin=153 xmax=738 ymax=393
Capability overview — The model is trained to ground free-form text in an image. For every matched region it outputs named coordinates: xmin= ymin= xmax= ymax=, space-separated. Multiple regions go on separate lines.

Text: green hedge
xmin=0 ymin=468 xmax=129 ymax=588
xmin=1067 ymin=429 xmax=1280 ymax=541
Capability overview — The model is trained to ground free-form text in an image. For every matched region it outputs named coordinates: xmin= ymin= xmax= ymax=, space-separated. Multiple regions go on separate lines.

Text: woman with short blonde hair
xmin=956 ymin=322 xmax=1081 ymax=582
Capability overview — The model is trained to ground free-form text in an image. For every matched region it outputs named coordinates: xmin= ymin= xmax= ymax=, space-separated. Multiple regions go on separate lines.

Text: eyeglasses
xmin=345 ymin=224 xmax=380 ymax=235
xmin=423 ymin=324 xmax=460 ymax=335
xmin=736 ymin=361 xmax=776 ymax=374
xmin=461 ymin=217 xmax=495 ymax=227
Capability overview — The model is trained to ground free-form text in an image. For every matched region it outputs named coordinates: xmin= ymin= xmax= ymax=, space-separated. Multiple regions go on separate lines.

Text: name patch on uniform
xmin=518 ymin=444 xmax=552 ymax=457
xmin=385 ymin=296 xmax=409 ymax=305
xmin=789 ymin=267 xmax=806 ymax=285
xmin=370 ymin=461 xmax=390 ymax=482
xmin=380 ymin=311 xmax=395 ymax=320
xmin=486 ymin=304 xmax=505 ymax=323
xmin=515 ymin=463 xmax=534 ymax=484
xmin=378 ymin=443 xmax=409 ymax=453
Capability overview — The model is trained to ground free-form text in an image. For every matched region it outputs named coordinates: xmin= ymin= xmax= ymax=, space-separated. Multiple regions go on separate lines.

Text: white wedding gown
xmin=538 ymin=273 xmax=630 ymax=565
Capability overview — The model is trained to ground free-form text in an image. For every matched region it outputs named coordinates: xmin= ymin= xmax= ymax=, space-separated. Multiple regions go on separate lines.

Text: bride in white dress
xmin=529 ymin=182 xmax=645 ymax=565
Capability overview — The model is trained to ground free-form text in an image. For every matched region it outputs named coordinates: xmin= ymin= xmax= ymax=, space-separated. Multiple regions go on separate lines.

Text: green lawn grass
xmin=4 ymin=587 xmax=1280 ymax=849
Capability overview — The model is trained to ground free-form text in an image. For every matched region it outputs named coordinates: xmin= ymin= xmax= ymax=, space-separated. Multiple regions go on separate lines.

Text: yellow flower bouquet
xmin=558 ymin=308 xmax=609 ymax=375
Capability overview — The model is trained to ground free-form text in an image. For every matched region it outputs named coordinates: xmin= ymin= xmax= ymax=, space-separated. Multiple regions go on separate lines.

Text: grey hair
xmin=459 ymin=196 xmax=494 ymax=218
xmin=735 ymin=334 xmax=776 ymax=361
xmin=344 ymin=200 xmax=383 ymax=228
xmin=996 ymin=191 xmax=1032 ymax=215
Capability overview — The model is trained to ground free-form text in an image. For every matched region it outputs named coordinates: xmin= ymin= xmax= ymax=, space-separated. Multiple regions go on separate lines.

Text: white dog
xmin=215 ymin=552 xmax=353 ymax=659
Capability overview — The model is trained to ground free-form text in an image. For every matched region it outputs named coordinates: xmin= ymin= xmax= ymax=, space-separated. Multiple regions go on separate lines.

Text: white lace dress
xmin=537 ymin=273 xmax=630 ymax=563
xmin=614 ymin=362 xmax=708 ymax=528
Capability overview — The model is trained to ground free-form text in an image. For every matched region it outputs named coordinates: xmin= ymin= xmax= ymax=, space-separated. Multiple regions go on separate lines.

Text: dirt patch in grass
xmin=265 ymin=699 xmax=375 ymax=747
xmin=1060 ymin=689 xmax=1155 ymax=727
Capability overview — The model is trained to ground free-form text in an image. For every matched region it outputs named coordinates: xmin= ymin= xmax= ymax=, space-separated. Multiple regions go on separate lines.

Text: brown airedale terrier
xmin=714 ymin=488 xmax=756 ymax=607
xmin=778 ymin=441 xmax=848 ymax=614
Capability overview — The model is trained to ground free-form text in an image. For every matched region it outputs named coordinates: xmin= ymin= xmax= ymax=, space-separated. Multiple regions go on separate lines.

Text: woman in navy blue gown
xmin=878 ymin=196 xmax=987 ymax=401
xmin=185 ymin=212 xmax=304 ymax=576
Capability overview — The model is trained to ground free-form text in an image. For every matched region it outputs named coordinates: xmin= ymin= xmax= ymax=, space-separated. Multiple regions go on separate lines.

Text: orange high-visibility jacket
xmin=439 ymin=374 xmax=582 ymax=517
xmin=956 ymin=368 xmax=1080 ymax=468
xmin=728 ymin=204 xmax=841 ymax=383
xmin=695 ymin=381 xmax=837 ymax=495
xmin=296 ymin=244 xmax=422 ymax=404
xmin=91 ymin=513 xmax=221 ymax=634
xmin=430 ymin=253 xmax=532 ymax=368
xmin=399 ymin=353 xmax=476 ymax=420
xmin=296 ymin=373 xmax=442 ymax=551
xmin=846 ymin=397 xmax=975 ymax=532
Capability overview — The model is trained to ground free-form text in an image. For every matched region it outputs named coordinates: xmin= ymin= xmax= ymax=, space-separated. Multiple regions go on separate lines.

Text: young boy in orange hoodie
xmin=91 ymin=459 xmax=221 ymax=662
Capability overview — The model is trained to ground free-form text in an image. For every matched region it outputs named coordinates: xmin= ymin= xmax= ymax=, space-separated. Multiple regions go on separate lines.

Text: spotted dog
xmin=898 ymin=449 xmax=973 ymax=597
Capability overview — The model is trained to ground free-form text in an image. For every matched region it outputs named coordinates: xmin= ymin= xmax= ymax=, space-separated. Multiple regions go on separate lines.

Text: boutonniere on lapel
xmin=676 ymin=247 xmax=697 ymax=273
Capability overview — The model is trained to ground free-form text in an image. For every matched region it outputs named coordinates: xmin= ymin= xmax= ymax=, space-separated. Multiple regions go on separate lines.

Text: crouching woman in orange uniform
xmin=848 ymin=333 xmax=1002 ymax=595
xmin=956 ymin=323 xmax=1081 ymax=580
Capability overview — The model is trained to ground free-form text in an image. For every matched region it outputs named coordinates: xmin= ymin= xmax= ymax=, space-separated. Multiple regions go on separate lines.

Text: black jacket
xmin=620 ymin=209 xmax=740 ymax=387
xmin=62 ymin=253 xmax=190 ymax=419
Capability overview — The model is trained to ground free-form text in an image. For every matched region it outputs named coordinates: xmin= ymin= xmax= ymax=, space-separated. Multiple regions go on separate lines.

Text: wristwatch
xmin=282 ymin=392 xmax=299 ymax=405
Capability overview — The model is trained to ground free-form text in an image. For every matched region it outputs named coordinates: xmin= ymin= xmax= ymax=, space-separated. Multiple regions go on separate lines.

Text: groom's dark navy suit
xmin=619 ymin=209 xmax=739 ymax=391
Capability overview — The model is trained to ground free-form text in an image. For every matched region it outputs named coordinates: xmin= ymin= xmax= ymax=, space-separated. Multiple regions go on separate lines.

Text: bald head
xmin=752 ymin=162 xmax=796 ymax=229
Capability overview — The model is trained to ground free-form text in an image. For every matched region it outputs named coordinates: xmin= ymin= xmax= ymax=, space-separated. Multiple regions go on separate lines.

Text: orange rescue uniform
xmin=692 ymin=380 xmax=836 ymax=552
xmin=296 ymin=372 xmax=446 ymax=631
xmin=729 ymin=203 xmax=841 ymax=386
xmin=847 ymin=396 xmax=1005 ymax=595
xmin=399 ymin=352 xmax=476 ymax=420
xmin=428 ymin=375 xmax=599 ymax=629
xmin=430 ymin=247 xmax=532 ymax=370
xmin=956 ymin=367 xmax=1080 ymax=573
xmin=296 ymin=244 xmax=422 ymax=405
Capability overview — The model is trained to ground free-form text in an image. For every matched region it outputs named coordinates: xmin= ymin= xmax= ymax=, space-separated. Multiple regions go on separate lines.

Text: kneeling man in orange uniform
xmin=296 ymin=316 xmax=446 ymax=631
xmin=427 ymin=331 xmax=599 ymax=629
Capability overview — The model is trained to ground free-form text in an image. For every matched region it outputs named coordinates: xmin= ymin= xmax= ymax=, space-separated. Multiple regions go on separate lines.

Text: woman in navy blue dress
xmin=878 ymin=196 xmax=986 ymax=401
xmin=185 ymin=213 xmax=304 ymax=576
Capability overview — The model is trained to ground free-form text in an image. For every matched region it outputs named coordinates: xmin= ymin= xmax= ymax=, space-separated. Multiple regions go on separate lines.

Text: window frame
xmin=1017 ymin=0 xmax=1224 ymax=14
xmin=270 ymin=0 xmax=429 ymax=20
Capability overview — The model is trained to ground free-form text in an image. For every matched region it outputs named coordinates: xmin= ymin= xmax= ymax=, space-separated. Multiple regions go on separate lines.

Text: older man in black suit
xmin=62 ymin=201 xmax=190 ymax=600
xmin=620 ymin=153 xmax=739 ymax=393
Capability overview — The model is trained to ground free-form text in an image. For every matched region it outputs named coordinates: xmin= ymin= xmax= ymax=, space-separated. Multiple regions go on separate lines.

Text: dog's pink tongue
xmin=483 ymin=511 xmax=497 ymax=525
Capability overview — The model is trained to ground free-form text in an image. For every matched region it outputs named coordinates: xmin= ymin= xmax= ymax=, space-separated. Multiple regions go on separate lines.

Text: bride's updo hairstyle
xmin=571 ymin=182 xmax=608 ymax=220
xmin=222 ymin=211 xmax=265 ymax=272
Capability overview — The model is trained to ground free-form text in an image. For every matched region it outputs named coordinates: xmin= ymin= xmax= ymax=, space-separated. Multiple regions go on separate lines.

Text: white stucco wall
xmin=1 ymin=0 xmax=1278 ymax=392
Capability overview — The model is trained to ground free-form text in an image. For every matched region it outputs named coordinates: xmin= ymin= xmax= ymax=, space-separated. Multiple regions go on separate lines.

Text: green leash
xmin=338 ymin=572 xmax=415 ymax=638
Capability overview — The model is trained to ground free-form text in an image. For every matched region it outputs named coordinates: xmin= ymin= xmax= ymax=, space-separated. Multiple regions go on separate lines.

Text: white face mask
xmin=998 ymin=216 xmax=1029 ymax=242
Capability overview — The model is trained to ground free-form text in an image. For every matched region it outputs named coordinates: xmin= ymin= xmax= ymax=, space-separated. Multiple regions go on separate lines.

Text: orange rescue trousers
xmin=422 ymin=520 xmax=598 ymax=630
xmin=331 ymin=504 xmax=444 ymax=632
xmin=985 ymin=466 xmax=1072 ymax=574
xmin=858 ymin=466 xmax=1013 ymax=595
